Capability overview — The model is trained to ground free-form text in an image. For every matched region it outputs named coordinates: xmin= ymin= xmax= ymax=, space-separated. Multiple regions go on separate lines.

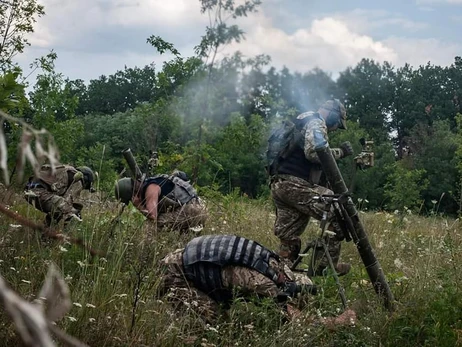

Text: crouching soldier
xmin=158 ymin=234 xmax=356 ymax=325
xmin=24 ymin=164 xmax=95 ymax=227
xmin=114 ymin=170 xmax=208 ymax=233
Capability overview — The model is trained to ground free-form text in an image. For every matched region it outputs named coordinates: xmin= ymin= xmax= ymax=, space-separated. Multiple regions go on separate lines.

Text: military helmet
xmin=321 ymin=99 xmax=347 ymax=130
xmin=76 ymin=166 xmax=95 ymax=190
xmin=114 ymin=177 xmax=134 ymax=204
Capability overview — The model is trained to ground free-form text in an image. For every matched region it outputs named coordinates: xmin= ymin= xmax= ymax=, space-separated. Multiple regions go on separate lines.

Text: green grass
xmin=0 ymin=190 xmax=461 ymax=346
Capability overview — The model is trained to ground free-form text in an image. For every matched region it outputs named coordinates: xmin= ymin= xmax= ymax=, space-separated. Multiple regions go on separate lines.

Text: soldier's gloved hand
xmin=340 ymin=141 xmax=354 ymax=158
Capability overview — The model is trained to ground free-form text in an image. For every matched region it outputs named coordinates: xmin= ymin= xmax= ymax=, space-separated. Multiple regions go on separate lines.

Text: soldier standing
xmin=267 ymin=99 xmax=353 ymax=275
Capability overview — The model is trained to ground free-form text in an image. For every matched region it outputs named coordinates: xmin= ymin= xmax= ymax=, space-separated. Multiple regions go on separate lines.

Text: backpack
xmin=266 ymin=120 xmax=304 ymax=175
xmin=36 ymin=164 xmax=77 ymax=194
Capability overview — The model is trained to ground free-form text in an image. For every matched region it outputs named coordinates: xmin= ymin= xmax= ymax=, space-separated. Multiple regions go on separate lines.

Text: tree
xmin=0 ymin=0 xmax=44 ymax=68
xmin=28 ymin=53 xmax=83 ymax=163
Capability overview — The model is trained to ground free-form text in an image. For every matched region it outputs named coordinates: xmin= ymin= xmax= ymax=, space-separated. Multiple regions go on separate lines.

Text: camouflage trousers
xmin=157 ymin=197 xmax=208 ymax=233
xmin=25 ymin=182 xmax=83 ymax=226
xmin=159 ymin=250 xmax=284 ymax=322
xmin=270 ymin=174 xmax=341 ymax=268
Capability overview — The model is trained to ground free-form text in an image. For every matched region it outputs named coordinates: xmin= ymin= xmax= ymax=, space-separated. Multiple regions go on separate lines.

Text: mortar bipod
xmin=290 ymin=193 xmax=349 ymax=309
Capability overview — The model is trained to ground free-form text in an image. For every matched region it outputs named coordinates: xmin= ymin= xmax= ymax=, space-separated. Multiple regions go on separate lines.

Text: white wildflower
xmin=59 ymin=246 xmax=68 ymax=252
xmin=86 ymin=303 xmax=96 ymax=308
xmin=21 ymin=279 xmax=31 ymax=284
xmin=67 ymin=316 xmax=77 ymax=322
xmin=394 ymin=258 xmax=403 ymax=269
xmin=89 ymin=318 xmax=96 ymax=323
xmin=77 ymin=260 xmax=85 ymax=268
xmin=73 ymin=302 xmax=82 ymax=308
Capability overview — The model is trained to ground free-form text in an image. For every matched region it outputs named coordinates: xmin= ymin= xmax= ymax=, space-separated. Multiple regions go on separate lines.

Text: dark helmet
xmin=114 ymin=177 xmax=134 ymax=204
xmin=76 ymin=166 xmax=95 ymax=190
xmin=321 ymin=99 xmax=347 ymax=130
xmin=172 ymin=170 xmax=189 ymax=182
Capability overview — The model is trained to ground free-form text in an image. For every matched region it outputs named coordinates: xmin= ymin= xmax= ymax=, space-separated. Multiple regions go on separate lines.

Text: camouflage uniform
xmin=270 ymin=112 xmax=345 ymax=268
xmin=159 ymin=236 xmax=312 ymax=322
xmin=157 ymin=196 xmax=208 ymax=233
xmin=24 ymin=165 xmax=85 ymax=226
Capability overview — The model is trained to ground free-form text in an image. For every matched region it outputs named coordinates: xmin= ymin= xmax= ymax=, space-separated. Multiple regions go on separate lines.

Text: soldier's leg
xmin=272 ymin=178 xmax=349 ymax=275
xmin=159 ymin=250 xmax=220 ymax=322
xmin=271 ymin=180 xmax=310 ymax=262
xmin=221 ymin=265 xmax=280 ymax=298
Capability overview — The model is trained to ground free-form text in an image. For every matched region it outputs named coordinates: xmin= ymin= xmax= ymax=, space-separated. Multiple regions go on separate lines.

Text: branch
xmin=0 ymin=202 xmax=105 ymax=257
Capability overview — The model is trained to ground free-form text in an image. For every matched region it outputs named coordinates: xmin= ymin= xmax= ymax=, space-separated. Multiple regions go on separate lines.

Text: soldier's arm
xmin=143 ymin=183 xmax=161 ymax=220
xmin=303 ymin=120 xmax=345 ymax=162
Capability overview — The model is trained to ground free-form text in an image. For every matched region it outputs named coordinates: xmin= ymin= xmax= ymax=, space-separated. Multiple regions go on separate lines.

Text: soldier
xmin=114 ymin=170 xmax=208 ymax=233
xmin=24 ymin=164 xmax=95 ymax=227
xmin=267 ymin=99 xmax=353 ymax=276
xmin=159 ymin=234 xmax=356 ymax=325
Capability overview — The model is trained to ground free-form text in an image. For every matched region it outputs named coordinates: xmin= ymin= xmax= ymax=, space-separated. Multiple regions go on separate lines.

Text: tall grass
xmin=0 ymin=190 xmax=461 ymax=346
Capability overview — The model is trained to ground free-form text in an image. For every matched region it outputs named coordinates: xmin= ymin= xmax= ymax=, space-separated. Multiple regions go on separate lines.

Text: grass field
xmin=0 ymin=188 xmax=461 ymax=347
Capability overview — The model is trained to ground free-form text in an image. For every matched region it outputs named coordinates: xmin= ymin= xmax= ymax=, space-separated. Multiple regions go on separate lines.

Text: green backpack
xmin=266 ymin=120 xmax=304 ymax=175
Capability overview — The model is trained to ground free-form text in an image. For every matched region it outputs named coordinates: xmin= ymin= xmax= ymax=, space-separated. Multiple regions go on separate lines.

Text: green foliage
xmin=213 ymin=113 xmax=268 ymax=196
xmin=28 ymin=53 xmax=83 ymax=163
xmin=0 ymin=68 xmax=25 ymax=111
xmin=0 ymin=0 xmax=45 ymax=68
xmin=384 ymin=161 xmax=429 ymax=212
xmin=408 ymin=120 xmax=459 ymax=214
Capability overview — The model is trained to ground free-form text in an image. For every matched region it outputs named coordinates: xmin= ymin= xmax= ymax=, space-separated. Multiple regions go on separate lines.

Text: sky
xmin=14 ymin=0 xmax=462 ymax=83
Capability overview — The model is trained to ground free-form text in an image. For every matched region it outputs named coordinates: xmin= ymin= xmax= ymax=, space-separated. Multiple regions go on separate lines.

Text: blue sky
xmin=15 ymin=0 xmax=462 ymax=83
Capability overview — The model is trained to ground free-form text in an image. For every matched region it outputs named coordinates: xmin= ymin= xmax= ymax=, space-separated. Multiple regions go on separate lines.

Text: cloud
xmin=221 ymin=13 xmax=398 ymax=73
xmin=25 ymin=0 xmax=206 ymax=52
xmin=331 ymin=9 xmax=428 ymax=35
xmin=416 ymin=0 xmax=462 ymax=4
xmin=16 ymin=0 xmax=461 ymax=84
xmin=383 ymin=37 xmax=461 ymax=67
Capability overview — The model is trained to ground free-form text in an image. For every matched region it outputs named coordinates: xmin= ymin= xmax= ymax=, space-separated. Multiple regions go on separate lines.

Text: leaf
xmin=0 ymin=275 xmax=55 ymax=347
xmin=34 ymin=263 xmax=71 ymax=322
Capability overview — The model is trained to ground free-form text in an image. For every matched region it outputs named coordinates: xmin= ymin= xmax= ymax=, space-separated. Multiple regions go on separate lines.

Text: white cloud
xmin=221 ymin=13 xmax=398 ymax=73
xmin=383 ymin=37 xmax=461 ymax=67
xmin=15 ymin=0 xmax=461 ymax=83
xmin=416 ymin=0 xmax=462 ymax=4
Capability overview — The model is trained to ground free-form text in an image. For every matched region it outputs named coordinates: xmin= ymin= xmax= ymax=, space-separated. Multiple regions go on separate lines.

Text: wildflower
xmin=65 ymin=275 xmax=73 ymax=281
xmin=67 ymin=316 xmax=77 ymax=322
xmin=73 ymin=302 xmax=82 ymax=308
xmin=431 ymin=200 xmax=437 ymax=205
xmin=77 ymin=261 xmax=85 ymax=268
xmin=59 ymin=246 xmax=68 ymax=252
xmin=21 ymin=279 xmax=31 ymax=284
xmin=394 ymin=258 xmax=403 ymax=269
xmin=86 ymin=303 xmax=96 ymax=308
xmin=394 ymin=210 xmax=399 ymax=215
xmin=89 ymin=318 xmax=96 ymax=323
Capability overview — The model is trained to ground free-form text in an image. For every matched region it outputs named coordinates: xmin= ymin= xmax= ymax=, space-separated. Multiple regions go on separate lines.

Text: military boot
xmin=309 ymin=238 xmax=351 ymax=277
xmin=278 ymin=238 xmax=302 ymax=263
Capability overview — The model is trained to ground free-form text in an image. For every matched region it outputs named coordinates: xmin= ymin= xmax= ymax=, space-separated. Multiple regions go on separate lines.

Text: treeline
xmin=2 ymin=0 xmax=462 ymax=216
